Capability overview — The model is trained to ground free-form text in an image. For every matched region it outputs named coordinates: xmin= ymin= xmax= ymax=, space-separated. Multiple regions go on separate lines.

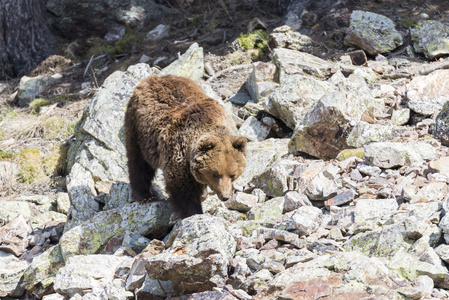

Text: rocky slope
xmin=1 ymin=3 xmax=449 ymax=300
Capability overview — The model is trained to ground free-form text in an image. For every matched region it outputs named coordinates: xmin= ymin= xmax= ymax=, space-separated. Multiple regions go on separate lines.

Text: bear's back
xmin=130 ymin=75 xmax=233 ymax=131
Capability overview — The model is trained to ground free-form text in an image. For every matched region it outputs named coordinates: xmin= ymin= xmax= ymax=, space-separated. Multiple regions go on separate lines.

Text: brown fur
xmin=124 ymin=75 xmax=247 ymax=218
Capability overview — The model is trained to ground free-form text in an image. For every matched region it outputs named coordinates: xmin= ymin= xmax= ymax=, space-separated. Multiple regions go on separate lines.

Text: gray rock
xmin=284 ymin=191 xmax=311 ymax=212
xmin=145 ymin=24 xmax=170 ymax=41
xmin=16 ymin=76 xmax=56 ymax=107
xmin=264 ymin=74 xmax=337 ymax=130
xmin=246 ymin=61 xmax=278 ymax=102
xmin=0 ymin=251 xmax=29 ymax=298
xmin=345 ymin=10 xmax=403 ymax=55
xmin=0 ymin=201 xmax=32 ymax=226
xmin=411 ymin=20 xmax=449 ymax=59
xmin=56 ymin=192 xmax=70 ymax=214
xmin=388 ymin=248 xmax=449 ymax=289
xmin=233 ymin=139 xmax=289 ymax=191
xmin=289 ymin=206 xmax=323 ymax=236
xmin=304 ymin=170 xmax=339 ymax=201
xmin=407 ymin=70 xmax=449 ymax=116
xmin=271 ymin=48 xmax=337 ymax=81
xmin=146 ymin=214 xmax=236 ymax=295
xmin=54 ymin=255 xmax=132 ymax=298
xmin=225 ymin=192 xmax=259 ymax=212
xmin=22 ymin=201 xmax=171 ymax=295
xmin=135 ymin=275 xmax=173 ymax=299
xmin=248 ymin=197 xmax=284 ymax=224
xmin=288 ymin=92 xmax=353 ymax=159
xmin=431 ymin=101 xmax=449 ymax=146
xmin=354 ymin=198 xmax=398 ymax=223
xmin=238 ymin=116 xmax=271 ymax=141
xmin=391 ymin=108 xmax=410 ymax=126
xmin=251 ymin=159 xmax=301 ymax=198
xmin=161 ymin=43 xmax=204 ymax=81
xmin=268 ymin=25 xmax=313 ymax=52
xmin=364 ymin=142 xmax=436 ymax=168
xmin=346 ymin=122 xmax=398 ymax=148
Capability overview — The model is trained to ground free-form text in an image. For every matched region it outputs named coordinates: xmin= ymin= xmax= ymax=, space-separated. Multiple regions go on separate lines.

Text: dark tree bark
xmin=0 ymin=0 xmax=56 ymax=80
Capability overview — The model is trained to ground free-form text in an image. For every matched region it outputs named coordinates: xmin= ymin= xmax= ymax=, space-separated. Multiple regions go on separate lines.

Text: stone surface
xmin=411 ymin=20 xmax=449 ymax=59
xmin=238 ymin=116 xmax=271 ymax=141
xmin=16 ymin=76 xmax=56 ymax=107
xmin=364 ymin=142 xmax=436 ymax=168
xmin=430 ymin=101 xmax=449 ymax=146
xmin=268 ymin=25 xmax=313 ymax=52
xmin=345 ymin=10 xmax=403 ymax=55
xmin=407 ymin=70 xmax=449 ymax=116
xmin=263 ymin=74 xmax=337 ymax=130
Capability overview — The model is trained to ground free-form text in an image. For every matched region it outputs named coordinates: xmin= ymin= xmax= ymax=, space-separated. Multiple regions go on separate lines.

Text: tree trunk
xmin=0 ymin=0 xmax=56 ymax=80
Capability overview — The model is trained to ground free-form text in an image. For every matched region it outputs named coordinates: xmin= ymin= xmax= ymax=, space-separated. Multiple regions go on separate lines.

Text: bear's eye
xmin=214 ymin=173 xmax=221 ymax=179
xmin=229 ymin=174 xmax=236 ymax=180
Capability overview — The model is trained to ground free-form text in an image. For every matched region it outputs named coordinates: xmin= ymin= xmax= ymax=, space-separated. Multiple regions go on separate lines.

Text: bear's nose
xmin=220 ymin=194 xmax=230 ymax=201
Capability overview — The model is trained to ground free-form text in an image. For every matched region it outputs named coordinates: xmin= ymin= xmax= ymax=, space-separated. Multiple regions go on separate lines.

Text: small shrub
xmin=29 ymin=98 xmax=51 ymax=114
xmin=42 ymin=117 xmax=66 ymax=140
xmin=0 ymin=150 xmax=13 ymax=160
xmin=236 ymin=29 xmax=269 ymax=52
xmin=43 ymin=144 xmax=69 ymax=176
xmin=17 ymin=148 xmax=45 ymax=183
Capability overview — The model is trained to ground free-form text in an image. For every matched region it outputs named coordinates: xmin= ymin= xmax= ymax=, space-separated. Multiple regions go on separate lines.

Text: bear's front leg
xmin=165 ymin=174 xmax=205 ymax=219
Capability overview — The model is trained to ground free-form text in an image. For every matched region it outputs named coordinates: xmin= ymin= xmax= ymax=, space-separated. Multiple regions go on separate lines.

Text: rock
xmin=268 ymin=25 xmax=313 ymax=52
xmin=103 ymin=181 xmax=133 ymax=210
xmin=430 ymin=101 xmax=449 ymax=146
xmin=304 ymin=168 xmax=339 ymax=201
xmin=271 ymin=48 xmax=337 ymax=81
xmin=225 ymin=192 xmax=259 ymax=212
xmin=346 ymin=122 xmax=398 ymax=148
xmin=324 ymin=190 xmax=356 ymax=208
xmin=344 ymin=10 xmax=403 ymax=55
xmin=391 ymin=108 xmax=410 ymax=126
xmin=228 ymin=92 xmax=252 ymax=106
xmin=388 ymin=248 xmax=449 ymax=289
xmin=263 ymin=251 xmax=409 ymax=299
xmin=264 ymin=74 xmax=337 ymax=130
xmin=145 ymin=215 xmax=236 ymax=295
xmin=411 ymin=20 xmax=449 ymax=59
xmin=56 ymin=192 xmax=70 ymax=214
xmin=233 ymin=139 xmax=289 ymax=191
xmin=161 ymin=43 xmax=204 ymax=81
xmin=364 ymin=142 xmax=436 ymax=168
xmin=16 ymin=76 xmax=56 ymax=107
xmin=429 ymin=156 xmax=449 ymax=178
xmin=0 ymin=201 xmax=32 ymax=227
xmin=251 ymin=159 xmax=301 ymax=198
xmin=45 ymin=0 xmax=170 ymax=38
xmin=238 ymin=116 xmax=271 ymax=141
xmin=248 ymin=197 xmax=284 ymax=224
xmin=354 ymin=198 xmax=398 ymax=223
xmin=145 ymin=24 xmax=170 ymax=41
xmin=246 ymin=61 xmax=277 ymax=103
xmin=288 ymin=92 xmax=353 ymax=159
xmin=54 ymin=255 xmax=132 ymax=298
xmin=289 ymin=206 xmax=323 ymax=236
xmin=0 ymin=251 xmax=29 ymax=298
xmin=135 ymin=275 xmax=173 ymax=299
xmin=22 ymin=201 xmax=171 ymax=295
xmin=284 ymin=191 xmax=311 ymax=212
xmin=406 ymin=70 xmax=449 ymax=116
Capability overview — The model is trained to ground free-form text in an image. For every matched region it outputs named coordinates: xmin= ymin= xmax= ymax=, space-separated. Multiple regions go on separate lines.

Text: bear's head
xmin=190 ymin=134 xmax=247 ymax=201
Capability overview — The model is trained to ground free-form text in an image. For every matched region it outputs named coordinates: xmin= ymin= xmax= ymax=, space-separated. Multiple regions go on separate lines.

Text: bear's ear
xmin=232 ymin=136 xmax=247 ymax=153
xmin=197 ymin=135 xmax=218 ymax=153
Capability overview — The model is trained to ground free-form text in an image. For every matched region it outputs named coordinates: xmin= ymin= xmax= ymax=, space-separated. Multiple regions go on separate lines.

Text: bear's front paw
xmin=131 ymin=189 xmax=156 ymax=202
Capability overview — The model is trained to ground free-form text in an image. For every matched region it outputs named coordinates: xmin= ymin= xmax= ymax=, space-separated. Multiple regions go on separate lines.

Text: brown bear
xmin=124 ymin=75 xmax=247 ymax=218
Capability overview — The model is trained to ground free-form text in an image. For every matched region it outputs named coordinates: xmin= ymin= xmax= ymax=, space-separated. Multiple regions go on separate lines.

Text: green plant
xmin=29 ymin=98 xmax=51 ymax=114
xmin=86 ymin=29 xmax=143 ymax=58
xmin=17 ymin=148 xmax=45 ymax=183
xmin=0 ymin=150 xmax=13 ymax=160
xmin=236 ymin=29 xmax=269 ymax=52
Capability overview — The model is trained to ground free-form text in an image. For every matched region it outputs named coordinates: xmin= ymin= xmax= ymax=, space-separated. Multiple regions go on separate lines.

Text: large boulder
xmin=411 ymin=20 xmax=449 ymax=59
xmin=406 ymin=70 xmax=449 ymax=116
xmin=145 ymin=214 xmax=236 ymax=295
xmin=344 ymin=10 xmax=403 ymax=55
